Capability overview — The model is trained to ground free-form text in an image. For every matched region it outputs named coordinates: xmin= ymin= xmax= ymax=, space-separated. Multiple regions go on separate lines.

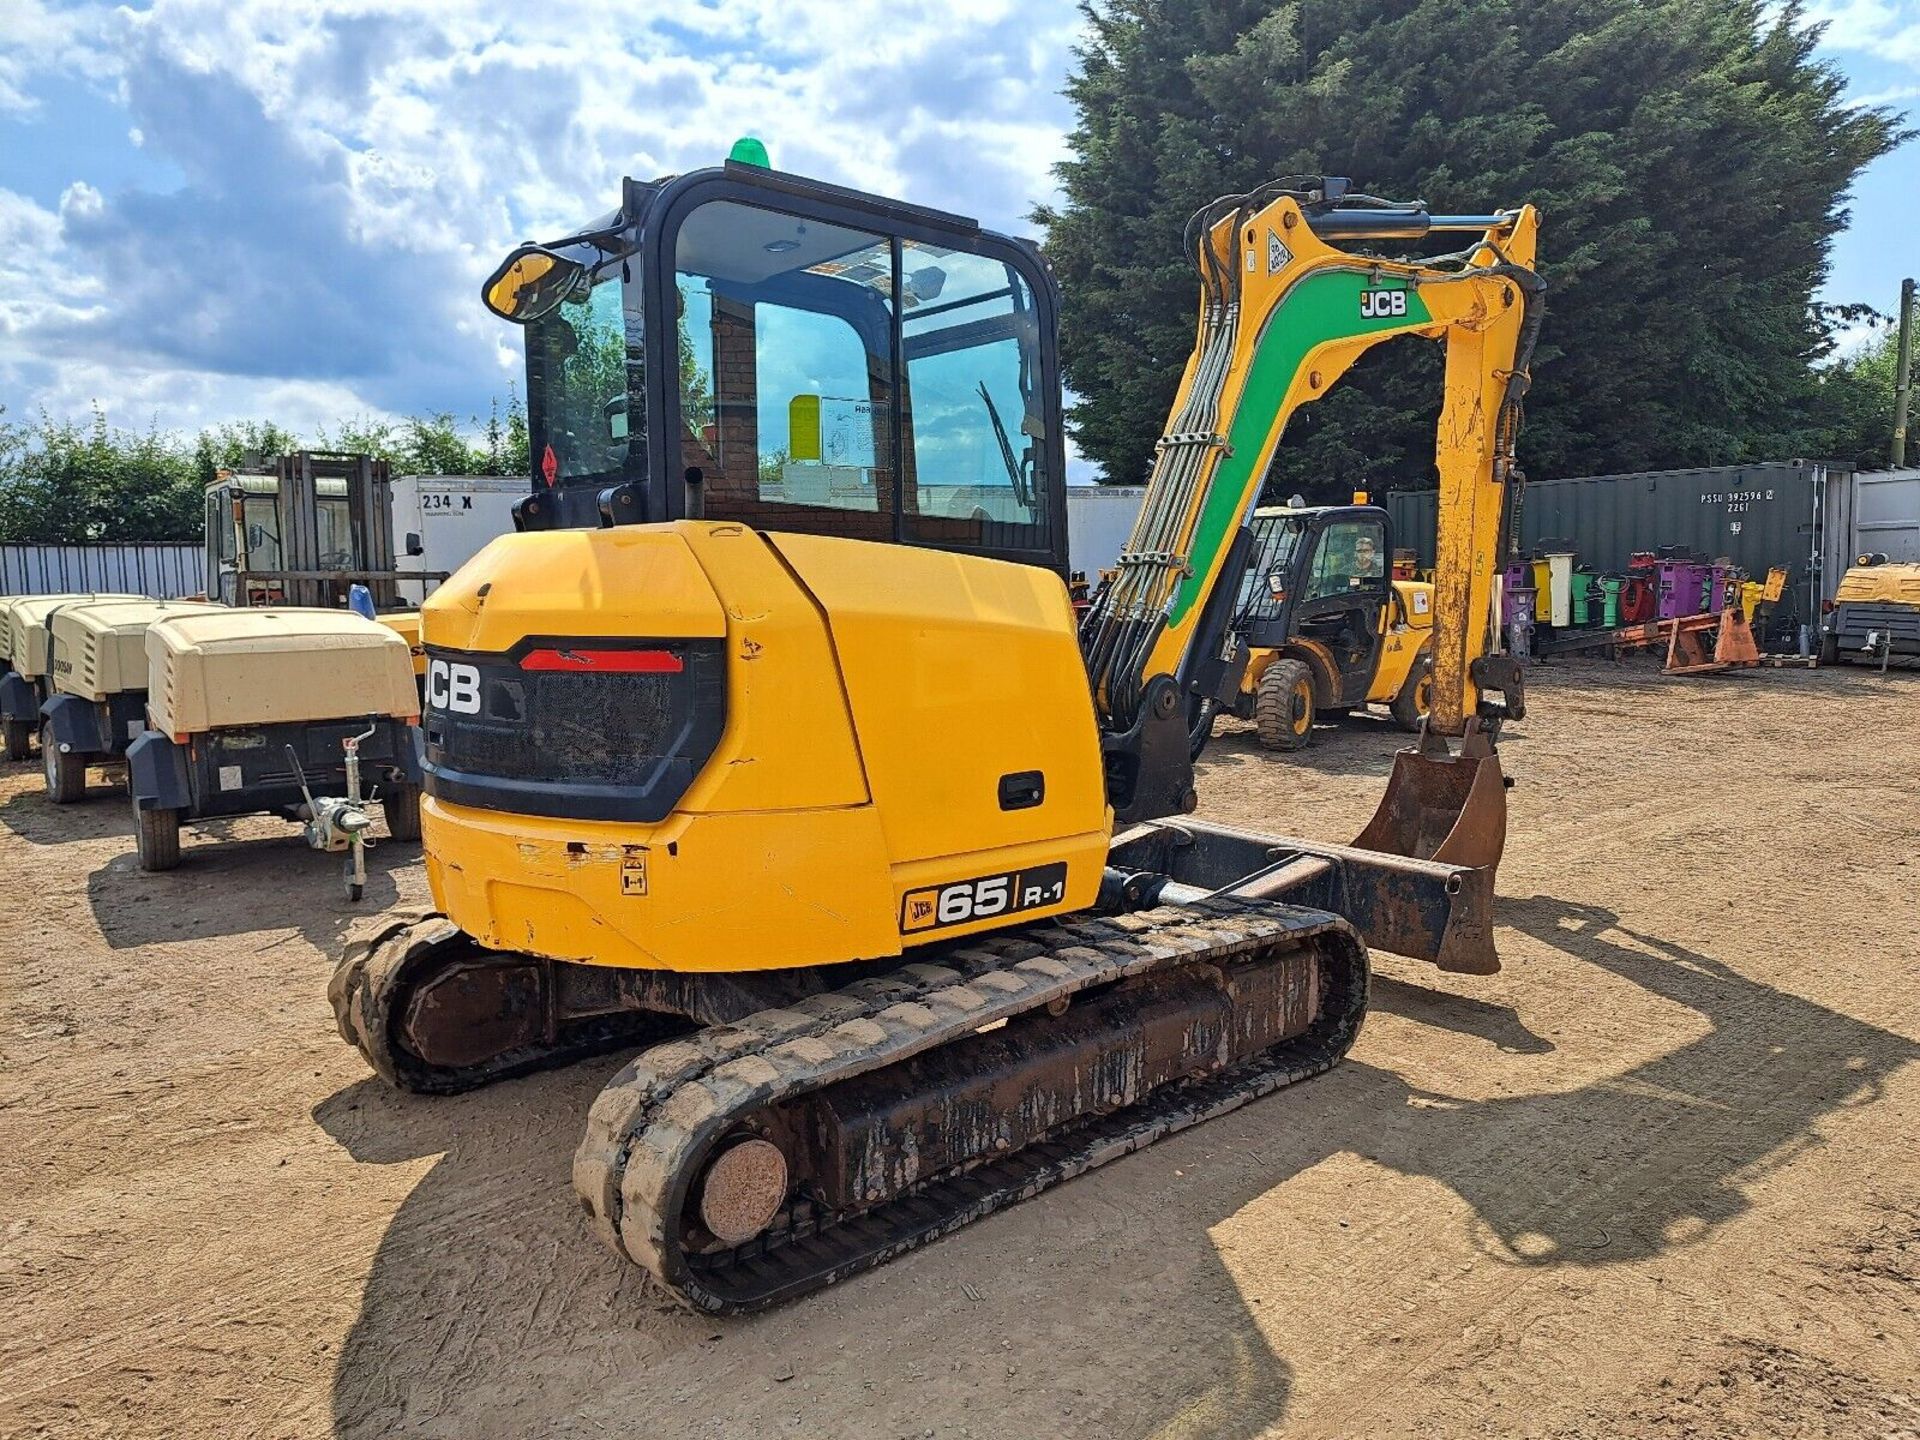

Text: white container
xmin=1065 ymin=485 xmax=1147 ymax=580
xmin=387 ymin=475 xmax=528 ymax=605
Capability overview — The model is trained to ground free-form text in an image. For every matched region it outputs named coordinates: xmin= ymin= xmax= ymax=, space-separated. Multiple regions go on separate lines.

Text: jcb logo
xmin=426 ymin=659 xmax=481 ymax=714
xmin=1360 ymin=289 xmax=1408 ymax=318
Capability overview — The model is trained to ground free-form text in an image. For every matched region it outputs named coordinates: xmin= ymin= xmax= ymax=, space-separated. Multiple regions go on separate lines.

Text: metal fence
xmin=0 ymin=543 xmax=206 ymax=599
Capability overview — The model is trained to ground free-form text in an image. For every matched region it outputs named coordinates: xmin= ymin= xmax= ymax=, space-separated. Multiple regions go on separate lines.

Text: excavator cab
xmin=491 ymin=159 xmax=1068 ymax=575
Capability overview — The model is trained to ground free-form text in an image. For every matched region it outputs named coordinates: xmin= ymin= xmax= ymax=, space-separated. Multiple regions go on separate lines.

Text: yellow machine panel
xmin=418 ymin=523 xmax=1107 ymax=974
xmin=1368 ymin=580 xmax=1435 ymax=703
xmin=767 ymin=532 xmax=1109 ymax=866
xmin=376 ymin=611 xmax=427 ymax=678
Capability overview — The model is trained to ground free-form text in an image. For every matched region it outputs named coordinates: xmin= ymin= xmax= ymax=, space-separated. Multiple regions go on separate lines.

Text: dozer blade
xmin=1107 ymin=717 xmax=1506 ymax=975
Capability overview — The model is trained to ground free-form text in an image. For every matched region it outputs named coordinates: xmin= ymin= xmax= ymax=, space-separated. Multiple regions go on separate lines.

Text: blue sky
xmin=0 ymin=0 xmax=1914 ymax=449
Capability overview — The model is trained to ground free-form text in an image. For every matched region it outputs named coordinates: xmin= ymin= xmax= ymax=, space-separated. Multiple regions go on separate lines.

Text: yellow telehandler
xmin=332 ymin=152 xmax=1541 ymax=1312
xmin=1217 ymin=500 xmax=1437 ymax=751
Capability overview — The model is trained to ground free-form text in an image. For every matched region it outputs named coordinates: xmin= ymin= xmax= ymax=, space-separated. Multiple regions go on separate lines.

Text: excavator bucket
xmin=1351 ymin=726 xmax=1507 ymax=974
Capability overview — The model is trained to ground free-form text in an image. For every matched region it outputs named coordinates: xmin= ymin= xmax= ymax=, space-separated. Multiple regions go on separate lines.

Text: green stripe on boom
xmin=1167 ymin=271 xmax=1433 ymax=626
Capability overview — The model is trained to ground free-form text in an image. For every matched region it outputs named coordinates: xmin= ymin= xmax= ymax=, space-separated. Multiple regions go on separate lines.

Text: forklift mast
xmin=205 ymin=452 xmax=446 ymax=609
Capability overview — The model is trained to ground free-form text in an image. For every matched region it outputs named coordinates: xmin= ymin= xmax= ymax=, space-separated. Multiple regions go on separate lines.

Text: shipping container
xmin=1066 ymin=485 xmax=1147 ymax=579
xmin=1385 ymin=460 xmax=1859 ymax=631
xmin=1849 ymin=468 xmax=1920 ymax=565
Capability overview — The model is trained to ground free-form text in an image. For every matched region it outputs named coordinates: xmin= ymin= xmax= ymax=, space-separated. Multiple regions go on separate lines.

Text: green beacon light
xmin=728 ymin=136 xmax=771 ymax=168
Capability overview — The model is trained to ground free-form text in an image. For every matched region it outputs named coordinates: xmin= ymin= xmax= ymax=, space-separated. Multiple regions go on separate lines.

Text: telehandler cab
xmin=1218 ymin=501 xmax=1437 ymax=751
xmin=333 ymin=149 xmax=1542 ymax=1312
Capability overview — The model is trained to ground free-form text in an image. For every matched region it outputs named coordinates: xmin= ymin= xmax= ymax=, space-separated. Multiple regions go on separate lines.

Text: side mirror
xmin=405 ymin=531 xmax=424 ymax=557
xmin=482 ymin=244 xmax=589 ymax=324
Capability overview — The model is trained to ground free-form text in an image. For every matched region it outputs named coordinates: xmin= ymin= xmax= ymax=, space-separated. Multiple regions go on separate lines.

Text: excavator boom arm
xmin=1081 ymin=181 xmax=1541 ymax=818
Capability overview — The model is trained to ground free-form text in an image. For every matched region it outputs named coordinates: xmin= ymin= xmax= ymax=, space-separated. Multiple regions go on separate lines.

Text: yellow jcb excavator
xmin=331 ymin=152 xmax=1541 ymax=1313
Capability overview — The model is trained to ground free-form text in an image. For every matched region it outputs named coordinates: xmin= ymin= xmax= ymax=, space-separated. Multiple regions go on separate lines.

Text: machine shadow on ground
xmin=316 ymin=897 xmax=1919 ymax=1440
xmin=1199 ymin=716 xmax=1415 ymax=782
xmin=0 ymin=769 xmax=138 ymax=844
xmin=86 ymin=833 xmax=413 ymax=950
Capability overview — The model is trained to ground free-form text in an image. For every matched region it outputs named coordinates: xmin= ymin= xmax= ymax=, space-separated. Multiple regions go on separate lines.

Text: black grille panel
xmin=423 ymin=639 xmax=728 ymax=823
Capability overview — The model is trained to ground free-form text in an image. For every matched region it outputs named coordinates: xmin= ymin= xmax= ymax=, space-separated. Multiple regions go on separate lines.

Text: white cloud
xmin=0 ymin=1 xmax=118 ymax=114
xmin=0 ymin=0 xmax=1086 ymax=436
xmin=1804 ymin=0 xmax=1920 ymax=64
xmin=1847 ymin=82 xmax=1920 ymax=106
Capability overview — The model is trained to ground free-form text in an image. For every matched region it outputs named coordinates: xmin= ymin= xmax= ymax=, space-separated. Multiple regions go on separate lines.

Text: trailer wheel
xmin=134 ymin=804 xmax=183 ymax=872
xmin=383 ymin=784 xmax=422 ymax=841
xmin=1391 ymin=655 xmax=1434 ymax=733
xmin=1817 ymin=632 xmax=1840 ymax=667
xmin=41 ymin=725 xmax=86 ymax=803
xmin=2 ymin=717 xmax=29 ymax=762
xmin=1254 ymin=659 xmax=1316 ymax=752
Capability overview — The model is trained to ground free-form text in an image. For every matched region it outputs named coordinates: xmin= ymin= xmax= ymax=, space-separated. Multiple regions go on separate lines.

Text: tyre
xmin=383 ymin=784 xmax=422 ymax=841
xmin=1254 ymin=658 xmax=1316 ymax=751
xmin=1817 ymin=631 xmax=1840 ymax=667
xmin=2 ymin=717 xmax=29 ymax=762
xmin=134 ymin=803 xmax=183 ymax=872
xmin=1390 ymin=654 xmax=1435 ymax=733
xmin=41 ymin=725 xmax=86 ymax=803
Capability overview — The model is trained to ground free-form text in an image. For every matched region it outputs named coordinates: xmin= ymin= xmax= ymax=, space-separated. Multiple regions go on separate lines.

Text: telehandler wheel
xmin=134 ymin=803 xmax=183 ymax=872
xmin=1254 ymin=658 xmax=1316 ymax=751
xmin=41 ymin=725 xmax=86 ymax=804
xmin=2 ymin=717 xmax=30 ymax=762
xmin=382 ymin=784 xmax=422 ymax=841
xmin=1391 ymin=654 xmax=1435 ymax=733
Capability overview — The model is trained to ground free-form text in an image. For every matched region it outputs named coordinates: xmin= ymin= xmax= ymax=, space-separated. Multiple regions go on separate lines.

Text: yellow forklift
xmin=1217 ymin=500 xmax=1435 ymax=750
xmin=332 ymin=151 xmax=1541 ymax=1312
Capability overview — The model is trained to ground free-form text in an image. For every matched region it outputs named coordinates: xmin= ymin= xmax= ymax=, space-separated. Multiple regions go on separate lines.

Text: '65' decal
xmin=901 ymin=862 xmax=1069 ymax=934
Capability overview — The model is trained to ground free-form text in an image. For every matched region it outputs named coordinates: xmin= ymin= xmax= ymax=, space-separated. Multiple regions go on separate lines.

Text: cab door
xmin=1294 ymin=516 xmax=1389 ymax=705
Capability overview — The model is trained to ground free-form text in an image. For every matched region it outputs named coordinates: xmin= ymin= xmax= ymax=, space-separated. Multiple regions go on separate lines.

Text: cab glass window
xmin=208 ymin=493 xmax=234 ymax=566
xmin=316 ymin=496 xmax=354 ymax=568
xmin=527 ymin=268 xmax=634 ymax=488
xmin=900 ymin=246 xmax=1050 ymax=552
xmin=1234 ymin=514 xmax=1307 ymax=625
xmin=1305 ymin=520 xmax=1386 ymax=601
xmin=242 ymin=496 xmax=282 ymax=572
xmin=674 ymin=201 xmax=894 ymax=541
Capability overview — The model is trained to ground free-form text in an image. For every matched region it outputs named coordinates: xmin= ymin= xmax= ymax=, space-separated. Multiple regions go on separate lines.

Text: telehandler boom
xmin=332 ymin=153 xmax=1541 ymax=1312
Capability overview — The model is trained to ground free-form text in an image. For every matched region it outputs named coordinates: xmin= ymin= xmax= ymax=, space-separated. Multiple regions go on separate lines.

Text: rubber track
xmin=572 ymin=898 xmax=1368 ymax=1314
xmin=329 ymin=910 xmax=670 ymax=1095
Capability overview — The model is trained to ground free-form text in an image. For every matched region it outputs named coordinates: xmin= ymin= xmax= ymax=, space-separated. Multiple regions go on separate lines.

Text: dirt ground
xmin=2 ymin=657 xmax=1917 ymax=1440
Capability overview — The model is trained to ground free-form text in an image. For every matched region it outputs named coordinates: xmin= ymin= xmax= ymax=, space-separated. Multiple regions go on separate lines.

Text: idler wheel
xmin=697 ymin=1138 xmax=789 ymax=1246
